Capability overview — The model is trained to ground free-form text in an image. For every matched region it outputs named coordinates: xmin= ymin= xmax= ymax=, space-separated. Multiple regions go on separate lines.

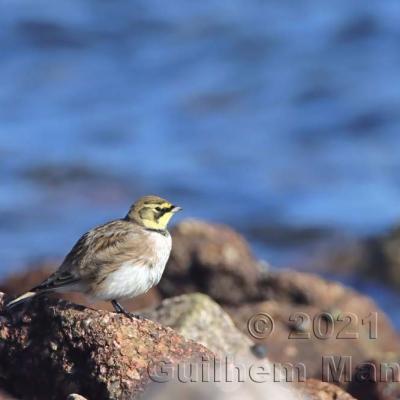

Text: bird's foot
xmin=124 ymin=312 xmax=144 ymax=320
xmin=111 ymin=300 xmax=144 ymax=321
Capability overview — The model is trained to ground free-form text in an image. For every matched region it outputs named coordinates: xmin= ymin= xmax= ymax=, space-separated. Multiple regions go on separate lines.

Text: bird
xmin=6 ymin=195 xmax=182 ymax=318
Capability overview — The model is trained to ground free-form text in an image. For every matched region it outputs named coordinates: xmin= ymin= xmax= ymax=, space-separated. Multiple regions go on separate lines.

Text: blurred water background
xmin=1 ymin=1 xmax=400 ymax=326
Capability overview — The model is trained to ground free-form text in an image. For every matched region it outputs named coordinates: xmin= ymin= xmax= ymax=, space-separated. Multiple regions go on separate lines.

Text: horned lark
xmin=6 ymin=195 xmax=181 ymax=318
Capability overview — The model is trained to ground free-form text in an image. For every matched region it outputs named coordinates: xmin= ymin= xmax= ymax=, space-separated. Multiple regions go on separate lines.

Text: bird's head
xmin=126 ymin=195 xmax=182 ymax=230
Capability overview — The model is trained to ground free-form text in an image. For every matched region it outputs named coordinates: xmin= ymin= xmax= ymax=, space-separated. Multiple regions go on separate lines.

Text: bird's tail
xmin=5 ymin=291 xmax=37 ymax=310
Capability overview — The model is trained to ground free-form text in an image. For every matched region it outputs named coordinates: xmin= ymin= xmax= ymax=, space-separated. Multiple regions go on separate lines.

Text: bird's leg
xmin=111 ymin=300 xmax=143 ymax=320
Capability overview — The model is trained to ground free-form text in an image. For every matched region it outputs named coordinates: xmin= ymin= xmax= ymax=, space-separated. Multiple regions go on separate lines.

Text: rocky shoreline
xmin=0 ymin=219 xmax=399 ymax=399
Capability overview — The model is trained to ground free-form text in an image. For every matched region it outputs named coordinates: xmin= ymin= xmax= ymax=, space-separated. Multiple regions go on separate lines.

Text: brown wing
xmin=34 ymin=220 xmax=151 ymax=292
xmin=32 ymin=231 xmax=92 ymax=292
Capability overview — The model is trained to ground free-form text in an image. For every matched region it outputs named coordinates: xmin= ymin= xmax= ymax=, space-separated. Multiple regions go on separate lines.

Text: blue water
xmin=1 ymin=1 xmax=400 ymax=327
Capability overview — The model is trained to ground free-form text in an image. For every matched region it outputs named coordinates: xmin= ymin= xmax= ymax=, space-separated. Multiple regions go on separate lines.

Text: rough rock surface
xmin=347 ymin=358 xmax=400 ymax=400
xmin=144 ymin=372 xmax=356 ymax=400
xmin=0 ymin=291 xmax=359 ymax=400
xmin=225 ymin=270 xmax=399 ymax=385
xmin=297 ymin=379 xmax=356 ymax=400
xmin=142 ymin=292 xmax=254 ymax=358
xmin=160 ymin=219 xmax=265 ymax=305
xmin=0 ymin=219 xmax=398 ymax=400
xmin=67 ymin=395 xmax=89 ymax=400
xmin=0 ymin=295 xmax=214 ymax=400
xmin=0 ymin=390 xmax=17 ymax=400
xmin=140 ymin=293 xmax=360 ymax=400
xmin=160 ymin=221 xmax=400 ymax=391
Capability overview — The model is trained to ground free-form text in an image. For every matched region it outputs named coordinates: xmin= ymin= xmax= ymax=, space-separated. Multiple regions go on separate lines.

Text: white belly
xmin=95 ymin=231 xmax=171 ymax=300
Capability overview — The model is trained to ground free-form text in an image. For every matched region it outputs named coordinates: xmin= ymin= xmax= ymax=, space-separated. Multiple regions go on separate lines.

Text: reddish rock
xmin=1 ymin=219 xmax=399 ymax=400
xmin=315 ymin=224 xmax=400 ymax=290
xmin=0 ymin=295 xmax=214 ymax=400
xmin=367 ymin=226 xmax=400 ymax=289
xmin=0 ymin=390 xmax=17 ymax=400
xmin=347 ymin=359 xmax=400 ymax=400
xmin=160 ymin=219 xmax=265 ymax=305
xmin=226 ymin=270 xmax=399 ymax=386
xmin=159 ymin=221 xmax=400 ymax=395
xmin=297 ymin=379 xmax=356 ymax=399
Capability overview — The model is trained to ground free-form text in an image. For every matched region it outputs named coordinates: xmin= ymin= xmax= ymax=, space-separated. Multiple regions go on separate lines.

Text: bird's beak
xmin=172 ymin=205 xmax=182 ymax=213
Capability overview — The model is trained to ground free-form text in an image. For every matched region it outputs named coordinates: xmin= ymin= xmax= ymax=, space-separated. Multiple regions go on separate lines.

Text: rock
xmin=347 ymin=358 xmax=400 ymax=400
xmin=144 ymin=374 xmax=298 ymax=400
xmin=159 ymin=219 xmax=265 ymax=305
xmin=156 ymin=221 xmax=400 ymax=394
xmin=144 ymin=293 xmax=362 ymax=399
xmin=297 ymin=379 xmax=356 ymax=400
xmin=314 ymin=224 xmax=400 ymax=290
xmin=309 ymin=235 xmax=372 ymax=277
xmin=0 ymin=295 xmax=214 ymax=400
xmin=1 ymin=219 xmax=399 ymax=399
xmin=161 ymin=221 xmax=400 ymax=396
xmin=226 ymin=270 xmax=400 ymax=384
xmin=366 ymin=226 xmax=400 ymax=288
xmin=0 ymin=263 xmax=160 ymax=312
xmin=142 ymin=293 xmax=254 ymax=358
xmin=67 ymin=395 xmax=89 ymax=400
xmin=144 ymin=365 xmax=357 ymax=400
xmin=0 ymin=390 xmax=17 ymax=400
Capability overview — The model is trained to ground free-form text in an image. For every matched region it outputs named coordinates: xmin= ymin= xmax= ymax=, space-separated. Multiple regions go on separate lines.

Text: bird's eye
xmin=155 ymin=206 xmax=162 ymax=212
